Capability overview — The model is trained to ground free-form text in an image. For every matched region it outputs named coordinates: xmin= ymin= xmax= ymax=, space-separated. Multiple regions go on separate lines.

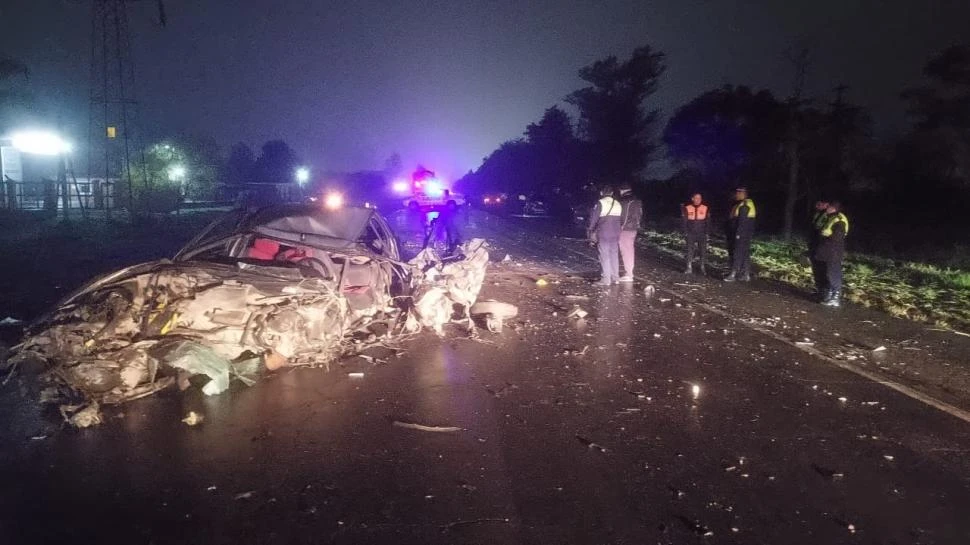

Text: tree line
xmin=459 ymin=43 xmax=970 ymax=245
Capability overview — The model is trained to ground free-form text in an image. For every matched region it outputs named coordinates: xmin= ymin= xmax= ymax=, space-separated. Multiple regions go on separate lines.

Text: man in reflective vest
xmin=724 ymin=187 xmax=756 ymax=282
xmin=588 ymin=185 xmax=623 ymax=286
xmin=682 ymin=192 xmax=709 ymax=274
xmin=807 ymin=199 xmax=831 ymax=299
xmin=617 ymin=183 xmax=643 ymax=282
xmin=813 ymin=201 xmax=849 ymax=307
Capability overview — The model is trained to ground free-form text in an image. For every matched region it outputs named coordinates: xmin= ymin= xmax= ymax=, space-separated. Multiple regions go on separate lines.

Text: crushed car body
xmin=10 ymin=204 xmax=490 ymax=419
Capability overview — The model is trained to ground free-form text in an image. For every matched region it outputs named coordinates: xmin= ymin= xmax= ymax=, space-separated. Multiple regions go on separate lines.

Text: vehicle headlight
xmin=324 ymin=192 xmax=344 ymax=209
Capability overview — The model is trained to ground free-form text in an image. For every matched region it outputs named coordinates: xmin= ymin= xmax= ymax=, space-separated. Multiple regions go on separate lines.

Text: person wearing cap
xmin=588 ymin=185 xmax=623 ymax=286
xmin=616 ymin=183 xmax=643 ymax=282
xmin=724 ymin=187 xmax=756 ymax=282
xmin=807 ymin=199 xmax=831 ymax=299
xmin=682 ymin=192 xmax=710 ymax=274
xmin=814 ymin=201 xmax=849 ymax=307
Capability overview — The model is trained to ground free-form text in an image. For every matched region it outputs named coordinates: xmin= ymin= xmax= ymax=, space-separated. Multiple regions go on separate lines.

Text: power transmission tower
xmin=88 ymin=0 xmax=165 ymax=219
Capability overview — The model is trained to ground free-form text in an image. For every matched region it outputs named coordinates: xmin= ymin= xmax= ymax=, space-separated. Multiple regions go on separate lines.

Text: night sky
xmin=3 ymin=0 xmax=969 ymax=180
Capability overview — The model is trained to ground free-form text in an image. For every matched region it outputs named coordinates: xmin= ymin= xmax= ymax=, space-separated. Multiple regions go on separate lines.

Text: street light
xmin=168 ymin=164 xmax=187 ymax=182
xmin=295 ymin=166 xmax=310 ymax=185
xmin=10 ymin=130 xmax=73 ymax=156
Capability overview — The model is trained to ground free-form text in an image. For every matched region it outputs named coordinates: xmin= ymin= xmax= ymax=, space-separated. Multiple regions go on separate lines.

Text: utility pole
xmin=782 ymin=46 xmax=810 ymax=242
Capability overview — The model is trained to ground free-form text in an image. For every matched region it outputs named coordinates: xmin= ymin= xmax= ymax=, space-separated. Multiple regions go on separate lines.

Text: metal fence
xmin=1 ymin=178 xmax=117 ymax=211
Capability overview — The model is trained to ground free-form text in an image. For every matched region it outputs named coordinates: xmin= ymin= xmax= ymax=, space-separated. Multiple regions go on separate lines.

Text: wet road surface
xmin=2 ymin=211 xmax=970 ymax=544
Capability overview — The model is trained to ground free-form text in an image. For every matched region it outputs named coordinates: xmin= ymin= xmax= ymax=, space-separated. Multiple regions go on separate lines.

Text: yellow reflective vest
xmin=730 ymin=198 xmax=756 ymax=218
xmin=820 ymin=212 xmax=849 ymax=237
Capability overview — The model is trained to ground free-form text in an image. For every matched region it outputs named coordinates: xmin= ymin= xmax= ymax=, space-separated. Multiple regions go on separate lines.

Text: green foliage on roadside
xmin=641 ymin=230 xmax=970 ymax=331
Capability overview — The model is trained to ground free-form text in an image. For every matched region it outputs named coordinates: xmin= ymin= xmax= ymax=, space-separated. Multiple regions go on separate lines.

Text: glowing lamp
xmin=295 ymin=167 xmax=310 ymax=185
xmin=424 ymin=180 xmax=443 ymax=196
xmin=324 ymin=192 xmax=344 ymax=209
xmin=10 ymin=130 xmax=73 ymax=155
xmin=168 ymin=165 xmax=187 ymax=181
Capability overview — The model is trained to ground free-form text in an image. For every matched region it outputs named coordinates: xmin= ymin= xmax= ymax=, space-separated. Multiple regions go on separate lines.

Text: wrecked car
xmin=9 ymin=203 xmax=490 ymax=416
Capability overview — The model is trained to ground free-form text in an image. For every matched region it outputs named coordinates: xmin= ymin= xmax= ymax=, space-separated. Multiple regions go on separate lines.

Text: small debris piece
xmin=347 ymin=372 xmax=365 ymax=378
xmin=502 ymin=254 xmax=512 ymax=263
xmin=182 ymin=411 xmax=204 ymax=426
xmin=644 ymin=285 xmax=655 ymax=297
xmin=0 ymin=317 xmax=23 ymax=326
xmin=535 ymin=278 xmax=548 ymax=286
xmin=838 ymin=397 xmax=848 ymax=403
xmin=873 ymin=346 xmax=887 ymax=352
xmin=263 ymin=350 xmax=287 ymax=371
xmin=567 ymin=307 xmax=588 ymax=319
xmin=392 ymin=420 xmax=462 ymax=433
xmin=233 ymin=491 xmax=255 ymax=500
xmin=60 ymin=403 xmax=103 ymax=428
xmin=691 ymin=384 xmax=701 ymax=399
xmin=883 ymin=454 xmax=895 ymax=461
xmin=575 ymin=435 xmax=607 ymax=452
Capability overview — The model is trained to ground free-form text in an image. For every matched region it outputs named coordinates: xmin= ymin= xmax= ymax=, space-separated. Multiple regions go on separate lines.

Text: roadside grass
xmin=640 ymin=230 xmax=970 ymax=332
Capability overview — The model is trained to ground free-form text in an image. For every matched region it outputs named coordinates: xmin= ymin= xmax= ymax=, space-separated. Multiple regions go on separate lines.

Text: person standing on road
xmin=617 ymin=183 xmax=643 ymax=282
xmin=814 ymin=201 xmax=849 ymax=307
xmin=588 ymin=185 xmax=623 ymax=286
xmin=682 ymin=192 xmax=710 ymax=274
xmin=807 ymin=199 xmax=831 ymax=300
xmin=440 ymin=199 xmax=462 ymax=254
xmin=724 ymin=187 xmax=756 ymax=282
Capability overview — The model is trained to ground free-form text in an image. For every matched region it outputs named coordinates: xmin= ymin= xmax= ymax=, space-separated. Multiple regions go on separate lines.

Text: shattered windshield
xmin=241 ymin=204 xmax=374 ymax=250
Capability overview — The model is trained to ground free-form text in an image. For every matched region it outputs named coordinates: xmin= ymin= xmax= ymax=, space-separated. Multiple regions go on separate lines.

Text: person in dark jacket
xmin=807 ymin=199 xmax=830 ymax=300
xmin=724 ymin=187 xmax=756 ymax=282
xmin=616 ymin=183 xmax=643 ymax=282
xmin=682 ymin=192 xmax=710 ymax=274
xmin=440 ymin=199 xmax=462 ymax=253
xmin=588 ymin=185 xmax=623 ymax=286
xmin=814 ymin=201 xmax=849 ymax=307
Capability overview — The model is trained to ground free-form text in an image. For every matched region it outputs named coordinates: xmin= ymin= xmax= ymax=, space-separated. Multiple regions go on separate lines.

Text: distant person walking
xmin=807 ymin=199 xmax=831 ymax=300
xmin=682 ymin=192 xmax=710 ymax=274
xmin=814 ymin=201 xmax=849 ymax=307
xmin=617 ymin=183 xmax=643 ymax=282
xmin=724 ymin=187 xmax=756 ymax=282
xmin=588 ymin=185 xmax=623 ymax=286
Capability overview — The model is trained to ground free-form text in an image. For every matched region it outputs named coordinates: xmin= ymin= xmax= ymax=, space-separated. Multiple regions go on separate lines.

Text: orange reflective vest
xmin=684 ymin=203 xmax=709 ymax=220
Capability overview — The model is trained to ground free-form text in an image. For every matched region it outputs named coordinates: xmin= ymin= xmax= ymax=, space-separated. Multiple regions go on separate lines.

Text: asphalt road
xmin=2 ymin=211 xmax=970 ymax=544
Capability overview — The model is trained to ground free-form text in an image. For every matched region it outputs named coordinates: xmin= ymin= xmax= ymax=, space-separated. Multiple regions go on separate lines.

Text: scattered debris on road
xmin=181 ymin=411 xmax=204 ymax=426
xmin=391 ymin=420 xmax=463 ymax=433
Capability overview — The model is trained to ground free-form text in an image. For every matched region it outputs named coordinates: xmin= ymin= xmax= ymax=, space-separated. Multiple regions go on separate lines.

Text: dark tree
xmin=473 ymin=139 xmax=533 ymax=195
xmin=566 ymin=45 xmax=666 ymax=184
xmin=253 ymin=140 xmax=298 ymax=184
xmin=664 ymin=85 xmax=787 ymax=192
xmin=524 ymin=106 xmax=585 ymax=193
xmin=899 ymin=45 xmax=970 ymax=193
xmin=225 ymin=142 xmax=256 ymax=185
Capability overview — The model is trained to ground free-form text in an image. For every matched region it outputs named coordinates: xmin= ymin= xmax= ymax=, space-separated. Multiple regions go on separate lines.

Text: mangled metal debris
xmin=7 ymin=205 xmax=496 ymax=426
xmin=470 ymin=300 xmax=519 ymax=333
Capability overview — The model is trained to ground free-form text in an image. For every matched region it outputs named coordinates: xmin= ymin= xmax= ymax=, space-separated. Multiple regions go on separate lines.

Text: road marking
xmin=545 ymin=236 xmax=970 ymax=424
